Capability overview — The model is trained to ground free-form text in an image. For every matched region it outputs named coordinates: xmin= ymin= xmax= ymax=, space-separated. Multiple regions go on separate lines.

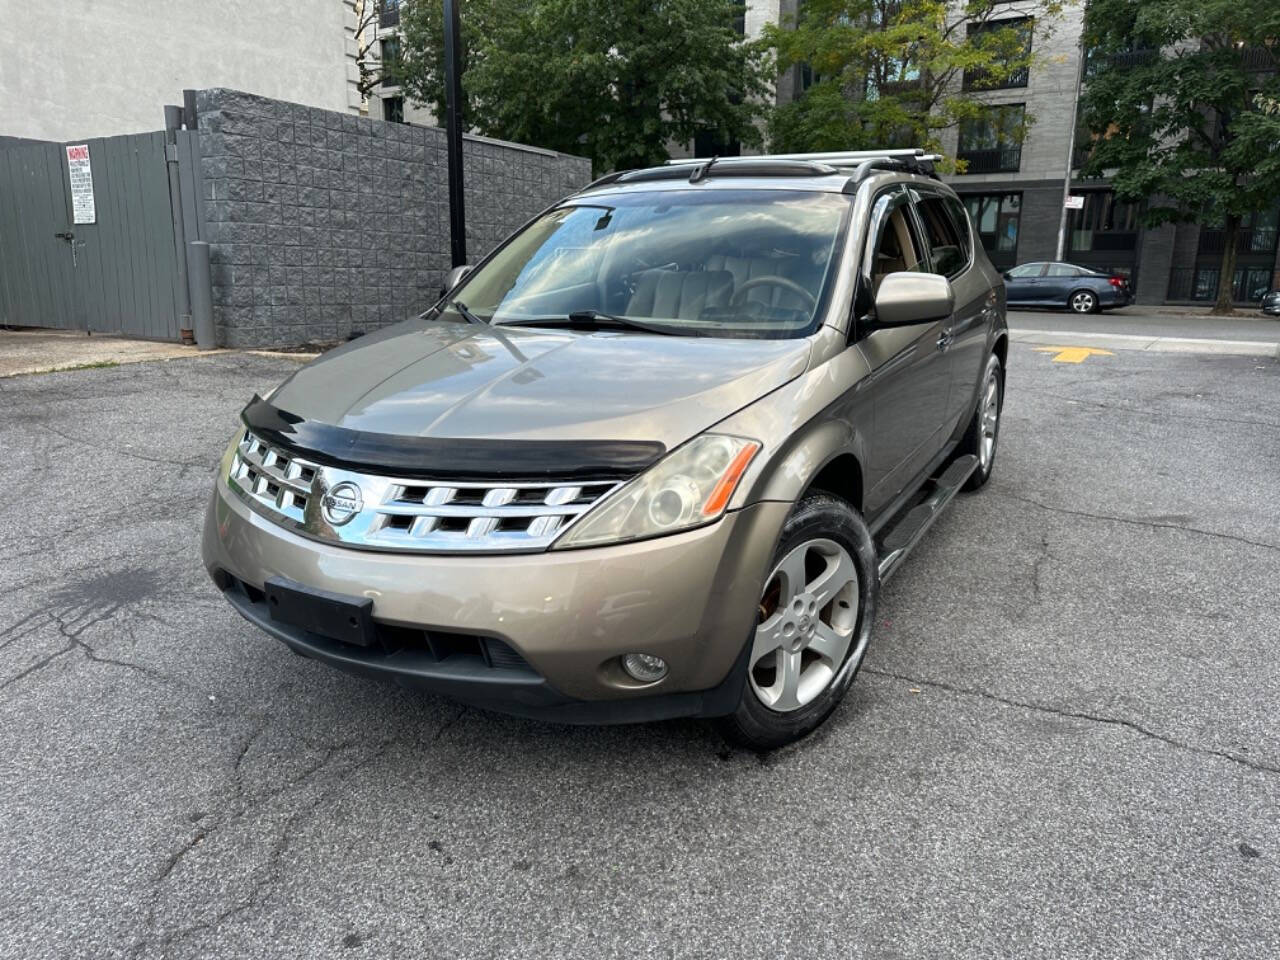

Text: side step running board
xmin=876 ymin=455 xmax=978 ymax=583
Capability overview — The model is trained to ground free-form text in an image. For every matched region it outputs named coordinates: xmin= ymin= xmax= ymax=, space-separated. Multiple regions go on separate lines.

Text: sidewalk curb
xmin=1009 ymin=329 xmax=1280 ymax=359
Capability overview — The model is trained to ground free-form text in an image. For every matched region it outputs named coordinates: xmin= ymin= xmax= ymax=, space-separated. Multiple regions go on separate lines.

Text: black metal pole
xmin=443 ymin=0 xmax=467 ymax=266
xmin=182 ymin=88 xmax=199 ymax=130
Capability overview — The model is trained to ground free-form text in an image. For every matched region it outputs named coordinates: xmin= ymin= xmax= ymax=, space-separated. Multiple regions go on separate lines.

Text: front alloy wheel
xmin=717 ymin=493 xmax=878 ymax=751
xmin=749 ymin=539 xmax=858 ymax=713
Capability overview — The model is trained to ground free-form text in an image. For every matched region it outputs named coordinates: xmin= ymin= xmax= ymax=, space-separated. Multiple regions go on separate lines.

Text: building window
xmin=382 ymin=96 xmax=404 ymax=124
xmin=1168 ymin=265 xmax=1275 ymax=303
xmin=378 ymin=0 xmax=400 ymax=29
xmin=1068 ymin=191 xmax=1139 ymax=253
xmin=693 ymin=128 xmax=741 ymax=158
xmin=957 ymin=104 xmax=1025 ymax=173
xmin=962 ymin=192 xmax=1020 ymax=267
xmin=381 ymin=36 xmax=401 ymax=88
xmin=964 ymin=18 xmax=1032 ymax=91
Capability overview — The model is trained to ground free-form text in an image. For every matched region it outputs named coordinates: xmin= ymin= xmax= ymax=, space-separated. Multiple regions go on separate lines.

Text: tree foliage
xmin=388 ymin=0 xmax=772 ymax=174
xmin=762 ymin=0 xmax=1062 ymax=164
xmin=1079 ymin=0 xmax=1280 ymax=312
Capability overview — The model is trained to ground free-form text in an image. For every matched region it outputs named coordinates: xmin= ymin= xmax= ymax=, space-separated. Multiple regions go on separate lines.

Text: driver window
xmin=867 ymin=191 xmax=924 ymax=295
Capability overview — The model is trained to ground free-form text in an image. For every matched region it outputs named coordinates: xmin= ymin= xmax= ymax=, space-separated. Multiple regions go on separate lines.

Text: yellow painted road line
xmin=1032 ymin=345 xmax=1116 ymax=364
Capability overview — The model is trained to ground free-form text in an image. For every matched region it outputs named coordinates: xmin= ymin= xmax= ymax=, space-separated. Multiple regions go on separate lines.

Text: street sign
xmin=65 ymin=144 xmax=96 ymax=224
xmin=1064 ymin=195 xmax=1085 ymax=210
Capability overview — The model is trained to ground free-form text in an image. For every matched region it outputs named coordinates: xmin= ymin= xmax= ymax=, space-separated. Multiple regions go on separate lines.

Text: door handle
xmin=936 ymin=331 xmax=953 ymax=351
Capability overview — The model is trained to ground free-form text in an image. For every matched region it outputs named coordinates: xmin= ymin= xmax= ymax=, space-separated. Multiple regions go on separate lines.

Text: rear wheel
xmin=957 ymin=352 xmax=1003 ymax=491
xmin=1069 ymin=289 xmax=1099 ymax=314
xmin=716 ymin=493 xmax=877 ymax=751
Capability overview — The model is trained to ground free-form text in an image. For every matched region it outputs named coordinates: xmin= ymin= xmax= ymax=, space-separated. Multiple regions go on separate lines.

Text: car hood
xmin=267 ymin=318 xmax=811 ymax=451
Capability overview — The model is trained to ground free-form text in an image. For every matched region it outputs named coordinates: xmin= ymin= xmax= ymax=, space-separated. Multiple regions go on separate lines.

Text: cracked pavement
xmin=0 ymin=345 xmax=1277 ymax=958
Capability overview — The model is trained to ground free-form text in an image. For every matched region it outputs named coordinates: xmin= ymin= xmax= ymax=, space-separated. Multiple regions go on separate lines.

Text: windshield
xmin=446 ymin=189 xmax=851 ymax=339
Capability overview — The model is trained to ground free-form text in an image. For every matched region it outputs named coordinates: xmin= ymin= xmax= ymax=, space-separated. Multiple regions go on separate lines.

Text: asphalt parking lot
xmin=1 ymin=342 xmax=1277 ymax=959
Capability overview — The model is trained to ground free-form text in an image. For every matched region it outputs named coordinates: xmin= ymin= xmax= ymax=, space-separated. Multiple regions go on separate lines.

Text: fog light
xmin=621 ymin=653 xmax=668 ymax=683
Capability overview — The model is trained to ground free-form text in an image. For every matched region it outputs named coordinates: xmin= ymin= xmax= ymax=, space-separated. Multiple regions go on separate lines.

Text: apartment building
xmin=357 ymin=0 xmax=1277 ymax=304
xmin=0 ymin=0 xmax=361 ymax=142
xmin=359 ymin=0 xmax=438 ymax=127
xmin=932 ymin=3 xmax=1278 ymax=305
xmin=745 ymin=1 xmax=1280 ymax=305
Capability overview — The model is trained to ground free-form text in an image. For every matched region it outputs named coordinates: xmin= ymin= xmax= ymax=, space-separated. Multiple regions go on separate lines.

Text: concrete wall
xmin=0 ymin=0 xmax=356 ymax=142
xmin=196 ymin=89 xmax=591 ymax=348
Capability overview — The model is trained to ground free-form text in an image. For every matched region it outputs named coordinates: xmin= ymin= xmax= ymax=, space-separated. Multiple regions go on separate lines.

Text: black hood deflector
xmin=241 ymin=396 xmax=665 ymax=481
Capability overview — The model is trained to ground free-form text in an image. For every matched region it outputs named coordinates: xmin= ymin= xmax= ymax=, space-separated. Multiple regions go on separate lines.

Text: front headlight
xmin=552 ymin=434 xmax=760 ymax=549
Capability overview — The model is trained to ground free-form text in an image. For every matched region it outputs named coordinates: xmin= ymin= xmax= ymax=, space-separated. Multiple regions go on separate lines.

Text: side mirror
xmin=873 ymin=272 xmax=955 ymax=327
xmin=440 ymin=264 xmax=473 ymax=299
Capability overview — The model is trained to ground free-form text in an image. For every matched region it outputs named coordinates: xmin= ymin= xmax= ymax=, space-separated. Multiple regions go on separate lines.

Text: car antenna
xmin=688 ymin=155 xmax=719 ymax=183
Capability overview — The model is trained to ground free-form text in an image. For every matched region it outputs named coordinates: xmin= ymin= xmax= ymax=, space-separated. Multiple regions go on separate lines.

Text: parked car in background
xmin=1002 ymin=261 xmax=1132 ymax=314
xmin=1262 ymin=290 xmax=1280 ymax=316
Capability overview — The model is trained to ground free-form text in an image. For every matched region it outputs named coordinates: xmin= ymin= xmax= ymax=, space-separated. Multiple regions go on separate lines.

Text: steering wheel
xmin=729 ymin=276 xmax=817 ymax=312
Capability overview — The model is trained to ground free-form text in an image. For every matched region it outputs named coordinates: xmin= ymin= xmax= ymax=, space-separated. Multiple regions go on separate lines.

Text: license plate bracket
xmin=264 ymin=576 xmax=376 ymax=648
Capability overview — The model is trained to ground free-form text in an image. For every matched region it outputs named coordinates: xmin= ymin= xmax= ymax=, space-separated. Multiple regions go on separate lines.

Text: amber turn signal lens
xmin=701 ymin=441 xmax=760 ymax=517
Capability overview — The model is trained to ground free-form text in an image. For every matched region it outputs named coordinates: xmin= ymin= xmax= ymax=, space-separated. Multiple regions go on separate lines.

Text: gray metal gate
xmin=0 ymin=131 xmax=203 ymax=341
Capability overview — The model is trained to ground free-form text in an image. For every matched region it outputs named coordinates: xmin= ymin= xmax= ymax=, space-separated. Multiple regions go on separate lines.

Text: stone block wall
xmin=194 ymin=88 xmax=591 ymax=348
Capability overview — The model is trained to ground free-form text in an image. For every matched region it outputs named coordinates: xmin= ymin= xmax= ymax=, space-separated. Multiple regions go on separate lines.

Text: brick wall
xmin=195 ymin=88 xmax=591 ymax=348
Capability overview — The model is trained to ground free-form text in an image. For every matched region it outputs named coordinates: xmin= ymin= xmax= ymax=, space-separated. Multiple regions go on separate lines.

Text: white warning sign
xmin=66 ymin=143 xmax=96 ymax=224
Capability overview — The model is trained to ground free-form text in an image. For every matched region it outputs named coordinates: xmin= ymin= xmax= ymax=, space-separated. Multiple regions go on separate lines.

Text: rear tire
xmin=1069 ymin=289 xmax=1099 ymax=314
xmin=957 ymin=352 xmax=1003 ymax=492
xmin=716 ymin=493 xmax=877 ymax=751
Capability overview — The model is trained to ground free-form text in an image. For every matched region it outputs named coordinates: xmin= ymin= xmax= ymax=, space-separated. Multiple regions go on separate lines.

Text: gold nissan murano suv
xmin=203 ymin=149 xmax=1008 ymax=749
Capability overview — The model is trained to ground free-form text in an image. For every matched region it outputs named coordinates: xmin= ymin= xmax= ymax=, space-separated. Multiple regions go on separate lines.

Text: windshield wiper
xmin=495 ymin=310 xmax=681 ymax=336
xmin=438 ymin=299 xmax=486 ymax=325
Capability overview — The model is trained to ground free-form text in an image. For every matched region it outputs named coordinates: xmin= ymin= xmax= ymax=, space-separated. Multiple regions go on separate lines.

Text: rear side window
xmin=1045 ymin=263 xmax=1082 ymax=277
xmin=942 ymin=196 xmax=974 ymax=263
xmin=912 ymin=192 xmax=968 ymax=278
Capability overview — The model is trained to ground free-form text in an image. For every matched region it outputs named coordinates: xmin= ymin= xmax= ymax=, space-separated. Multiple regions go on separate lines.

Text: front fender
xmin=712 ymin=329 xmax=874 ymax=512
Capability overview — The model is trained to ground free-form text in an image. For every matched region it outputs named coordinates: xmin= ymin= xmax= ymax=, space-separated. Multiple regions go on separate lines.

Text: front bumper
xmin=202 ymin=476 xmax=788 ymax=722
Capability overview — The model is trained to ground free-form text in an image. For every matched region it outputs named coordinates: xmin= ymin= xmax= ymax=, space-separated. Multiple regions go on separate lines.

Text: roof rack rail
xmin=663 ymin=149 xmax=939 ymax=168
xmin=849 ymin=154 xmax=942 ymax=183
xmin=579 ymin=149 xmax=943 ymax=194
xmin=663 ymin=148 xmax=943 ymax=184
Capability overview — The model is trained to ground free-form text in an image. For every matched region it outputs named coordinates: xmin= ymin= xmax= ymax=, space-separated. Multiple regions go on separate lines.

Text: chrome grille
xmin=226 ymin=429 xmax=621 ymax=553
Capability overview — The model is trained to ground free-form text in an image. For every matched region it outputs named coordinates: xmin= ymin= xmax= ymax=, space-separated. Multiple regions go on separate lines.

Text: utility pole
xmin=443 ymin=0 xmax=467 ymax=267
xmin=1055 ymin=33 xmax=1088 ymax=261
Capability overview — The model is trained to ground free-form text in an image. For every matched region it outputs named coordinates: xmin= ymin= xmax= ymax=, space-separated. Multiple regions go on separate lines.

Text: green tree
xmin=389 ymin=0 xmax=771 ymax=174
xmin=1079 ymin=0 xmax=1280 ymax=314
xmin=762 ymin=0 xmax=1062 ymax=164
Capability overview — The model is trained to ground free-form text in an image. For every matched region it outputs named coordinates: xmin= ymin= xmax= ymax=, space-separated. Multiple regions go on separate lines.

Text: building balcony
xmin=956 ymin=147 xmax=1022 ymax=174
xmin=962 ymin=66 xmax=1030 ymax=92
xmin=1239 ymin=46 xmax=1277 ymax=72
xmin=1085 ymin=49 xmax=1157 ymax=79
xmin=1198 ymin=228 xmax=1278 ymax=256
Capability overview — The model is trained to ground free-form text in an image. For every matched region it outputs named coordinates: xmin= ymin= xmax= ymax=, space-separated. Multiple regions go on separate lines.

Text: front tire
xmin=716 ymin=493 xmax=877 ymax=751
